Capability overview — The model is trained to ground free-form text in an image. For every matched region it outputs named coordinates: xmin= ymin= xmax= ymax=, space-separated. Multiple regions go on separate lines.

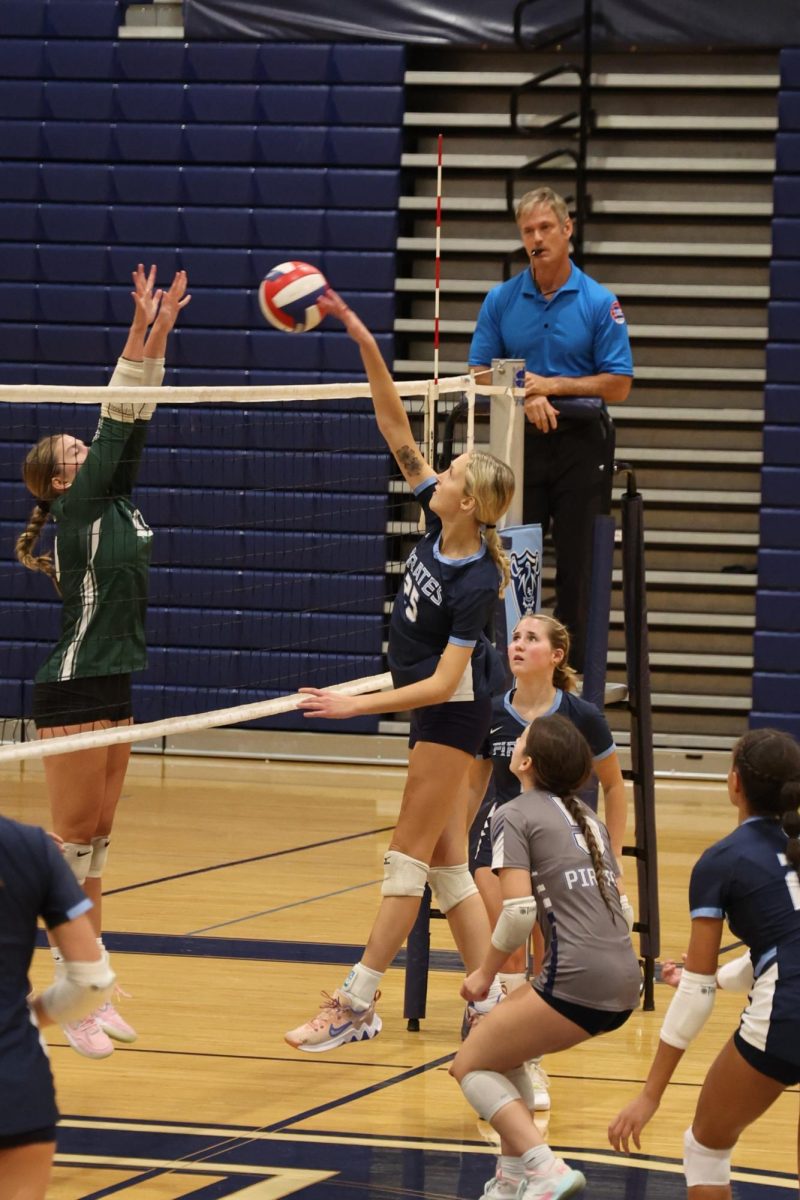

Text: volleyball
xmin=258 ymin=261 xmax=328 ymax=333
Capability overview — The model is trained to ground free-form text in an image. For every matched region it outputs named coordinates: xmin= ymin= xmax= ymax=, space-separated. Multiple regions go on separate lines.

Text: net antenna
xmin=423 ymin=132 xmax=444 ymax=470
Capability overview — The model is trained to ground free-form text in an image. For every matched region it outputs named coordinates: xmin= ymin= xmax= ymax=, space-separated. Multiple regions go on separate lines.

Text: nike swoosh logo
xmin=490 ymin=727 xmax=502 ymax=735
xmin=76 ymin=850 xmax=91 ymax=857
xmin=328 ymin=1021 xmax=352 ymax=1036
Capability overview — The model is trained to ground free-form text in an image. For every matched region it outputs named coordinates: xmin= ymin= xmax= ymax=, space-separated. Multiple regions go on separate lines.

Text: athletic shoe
xmin=528 ymin=1062 xmax=551 ymax=1111
xmin=62 ymin=1014 xmax=114 ymax=1060
xmin=481 ymin=1169 xmax=523 ymax=1199
xmin=284 ymin=990 xmax=382 ymax=1052
xmin=516 ymin=1158 xmax=586 ymax=1200
xmin=95 ymin=1000 xmax=138 ymax=1043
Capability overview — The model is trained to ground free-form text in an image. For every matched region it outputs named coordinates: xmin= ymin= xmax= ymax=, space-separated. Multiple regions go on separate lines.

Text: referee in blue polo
xmin=469 ymin=186 xmax=633 ymax=673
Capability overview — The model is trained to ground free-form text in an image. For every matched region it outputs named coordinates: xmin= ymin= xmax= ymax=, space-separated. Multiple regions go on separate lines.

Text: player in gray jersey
xmin=14 ymin=266 xmax=189 ymax=1061
xmin=451 ymin=715 xmax=640 ymax=1200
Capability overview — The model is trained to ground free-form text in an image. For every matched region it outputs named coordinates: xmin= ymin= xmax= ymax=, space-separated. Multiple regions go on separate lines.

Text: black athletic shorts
xmin=734 ymin=1030 xmax=800 ymax=1087
xmin=33 ymin=674 xmax=132 ymax=729
xmin=534 ymin=986 xmax=633 ymax=1036
xmin=409 ymin=697 xmax=493 ymax=757
xmin=0 ymin=1126 xmax=56 ymax=1149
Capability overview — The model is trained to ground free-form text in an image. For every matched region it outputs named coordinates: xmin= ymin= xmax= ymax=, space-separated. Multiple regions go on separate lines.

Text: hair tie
xmin=37 ymin=500 xmax=50 ymax=513
xmin=483 ymin=523 xmax=496 ymax=530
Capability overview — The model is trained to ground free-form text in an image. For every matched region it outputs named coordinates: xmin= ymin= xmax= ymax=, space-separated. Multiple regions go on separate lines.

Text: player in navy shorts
xmin=285 ymin=289 xmax=515 ymax=1051
xmin=0 ymin=815 xmax=116 ymax=1198
xmin=609 ymin=727 xmax=800 ymax=1196
xmin=452 ymin=714 xmax=640 ymax=1200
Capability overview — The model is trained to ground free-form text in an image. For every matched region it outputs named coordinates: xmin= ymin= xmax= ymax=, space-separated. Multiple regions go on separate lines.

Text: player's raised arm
xmin=318 ymin=290 xmax=434 ymax=489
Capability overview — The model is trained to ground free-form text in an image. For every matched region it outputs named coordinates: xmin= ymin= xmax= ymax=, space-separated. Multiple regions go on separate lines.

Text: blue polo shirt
xmin=468 ymin=261 xmax=633 ymax=379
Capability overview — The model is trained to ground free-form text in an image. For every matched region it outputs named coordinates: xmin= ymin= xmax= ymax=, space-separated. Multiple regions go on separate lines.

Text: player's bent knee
xmin=460 ymin=1069 xmax=522 ymax=1122
xmin=62 ymin=841 xmax=93 ymax=885
xmin=87 ymin=835 xmax=110 ymax=879
xmin=683 ymin=1128 xmax=731 ymax=1187
xmin=428 ymin=863 xmax=478 ymax=913
xmin=381 ymin=850 xmax=429 ymax=897
xmin=505 ymin=1064 xmax=536 ymax=1111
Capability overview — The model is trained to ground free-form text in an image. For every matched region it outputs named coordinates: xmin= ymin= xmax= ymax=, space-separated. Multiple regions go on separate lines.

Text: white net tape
xmin=0 ymin=672 xmax=393 ymax=764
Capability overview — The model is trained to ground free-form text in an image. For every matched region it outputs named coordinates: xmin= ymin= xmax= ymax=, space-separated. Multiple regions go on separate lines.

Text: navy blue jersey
xmin=690 ymin=817 xmax=800 ymax=978
xmin=483 ymin=687 xmax=615 ymax=806
xmin=388 ymin=477 xmax=501 ymax=700
xmin=0 ymin=816 xmax=91 ymax=1136
xmin=470 ymin=688 xmax=615 ymax=871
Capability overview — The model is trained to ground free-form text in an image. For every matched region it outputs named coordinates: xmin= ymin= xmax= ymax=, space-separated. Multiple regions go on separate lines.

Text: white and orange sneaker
xmin=62 ymin=1014 xmax=114 ymax=1059
xmin=517 ymin=1158 xmax=585 ymax=1199
xmin=284 ymin=990 xmax=382 ymax=1052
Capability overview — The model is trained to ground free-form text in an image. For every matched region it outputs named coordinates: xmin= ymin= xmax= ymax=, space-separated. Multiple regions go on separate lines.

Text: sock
xmin=499 ymin=972 xmax=527 ymax=994
xmin=473 ymin=975 xmax=503 ymax=1013
xmin=497 ymin=1155 xmax=524 ymax=1181
xmin=340 ymin=961 xmax=382 ymax=1010
xmin=521 ymin=1145 xmax=555 ymax=1174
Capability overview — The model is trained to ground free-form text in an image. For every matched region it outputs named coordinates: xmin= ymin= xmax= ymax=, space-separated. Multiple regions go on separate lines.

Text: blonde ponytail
xmin=463 ymin=451 xmax=515 ymax=596
xmin=525 ymin=613 xmax=579 ymax=692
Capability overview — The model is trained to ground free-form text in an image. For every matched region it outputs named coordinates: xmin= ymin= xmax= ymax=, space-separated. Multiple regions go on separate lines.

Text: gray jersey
xmin=491 ymin=787 xmax=641 ymax=1011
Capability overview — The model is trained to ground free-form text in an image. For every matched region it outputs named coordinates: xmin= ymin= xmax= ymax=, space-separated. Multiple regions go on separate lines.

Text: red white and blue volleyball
xmin=259 ymin=261 xmax=328 ymax=333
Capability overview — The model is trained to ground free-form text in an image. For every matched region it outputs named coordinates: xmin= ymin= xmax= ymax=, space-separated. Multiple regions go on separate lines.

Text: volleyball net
xmin=0 ymin=372 xmax=515 ymax=763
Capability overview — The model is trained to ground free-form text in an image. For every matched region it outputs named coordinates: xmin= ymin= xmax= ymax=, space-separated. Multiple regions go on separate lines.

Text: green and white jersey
xmin=36 ymin=416 xmax=153 ymax=683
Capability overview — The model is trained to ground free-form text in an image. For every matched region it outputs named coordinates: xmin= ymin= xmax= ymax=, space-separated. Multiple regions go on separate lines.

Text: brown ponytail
xmin=524 ymin=713 xmax=617 ymax=919
xmin=16 ymin=435 xmax=62 ymax=590
xmin=734 ymin=728 xmax=800 ymax=882
xmin=519 ymin=613 xmax=579 ymax=692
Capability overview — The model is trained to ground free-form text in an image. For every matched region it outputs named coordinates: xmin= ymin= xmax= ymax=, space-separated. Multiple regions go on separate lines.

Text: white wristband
xmin=490 ymin=895 xmax=537 ymax=954
xmin=660 ymin=968 xmax=716 ymax=1050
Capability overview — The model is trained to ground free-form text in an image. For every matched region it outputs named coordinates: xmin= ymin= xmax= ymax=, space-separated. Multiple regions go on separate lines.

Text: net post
xmin=488 ymin=361 xmax=525 ymax=528
xmin=465 ymin=373 xmax=476 ymax=453
xmin=403 ymin=884 xmax=433 ymax=1030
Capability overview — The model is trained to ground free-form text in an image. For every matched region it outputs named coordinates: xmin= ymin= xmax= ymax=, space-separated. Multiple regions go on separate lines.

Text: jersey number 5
xmin=403 ymin=573 xmax=420 ymax=623
xmin=779 ymin=852 xmax=800 ymax=911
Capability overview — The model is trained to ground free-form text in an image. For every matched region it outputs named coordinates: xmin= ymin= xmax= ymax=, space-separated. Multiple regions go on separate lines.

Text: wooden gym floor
xmin=1 ymin=752 xmax=797 ymax=1199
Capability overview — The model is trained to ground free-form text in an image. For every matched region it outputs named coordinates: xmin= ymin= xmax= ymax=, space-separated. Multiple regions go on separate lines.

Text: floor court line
xmin=102 ymin=825 xmax=394 ymax=896
xmin=188 ymin=878 xmax=382 ymax=935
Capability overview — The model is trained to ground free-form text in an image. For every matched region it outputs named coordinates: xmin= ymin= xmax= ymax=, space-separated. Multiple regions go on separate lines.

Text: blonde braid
xmin=561 ymin=792 xmax=617 ymax=921
xmin=483 ymin=526 xmax=511 ymax=597
xmin=15 ymin=503 xmax=58 ymax=584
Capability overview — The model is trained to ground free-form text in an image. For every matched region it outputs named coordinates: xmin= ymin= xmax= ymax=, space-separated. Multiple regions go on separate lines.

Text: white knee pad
xmin=63 ymin=841 xmax=93 ymax=886
xmin=683 ymin=1128 xmax=732 ymax=1187
xmin=428 ymin=864 xmax=478 ymax=913
xmin=87 ymin=835 xmax=110 ymax=880
xmin=381 ymin=850 xmax=429 ymax=898
xmin=505 ymin=1064 xmax=536 ymax=1112
xmin=460 ymin=1069 xmax=522 ymax=1122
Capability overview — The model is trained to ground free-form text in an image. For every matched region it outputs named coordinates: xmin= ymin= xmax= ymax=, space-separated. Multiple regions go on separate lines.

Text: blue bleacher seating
xmin=772 ymin=218 xmax=800 ymax=256
xmin=113 ymin=82 xmax=185 ymax=123
xmin=762 ymin=467 xmax=800 ymax=506
xmin=326 ymin=169 xmax=400 ymax=209
xmin=44 ymin=41 xmax=116 ymax=80
xmin=325 ymin=210 xmax=397 ymax=249
xmin=249 ymin=330 xmax=322 ymax=372
xmin=0 ymin=163 xmax=41 ymax=202
xmin=767 ymin=343 xmax=800 ymax=385
xmin=772 ymin=176 xmax=800 ymax=217
xmin=0 ymin=41 xmax=45 ymax=80
xmin=251 ymin=209 xmax=325 ymax=247
xmin=770 ymin=261 xmax=800 ymax=300
xmin=109 ymin=204 xmax=182 ymax=246
xmin=765 ymin=385 xmax=800 ymax=423
xmin=113 ymin=123 xmax=183 ymax=163
xmin=763 ymin=426 xmax=800 ymax=467
xmin=115 ymin=41 xmax=186 ymax=81
xmin=181 ymin=166 xmax=254 ymax=207
xmin=37 ymin=283 xmax=108 ymax=324
xmin=38 ymin=203 xmax=109 ymax=243
xmin=2 ymin=2 xmax=46 ymax=37
xmin=176 ymin=288 xmax=252 ymax=329
xmin=320 ymin=251 xmax=396 ymax=290
xmin=106 ymin=245 xmax=179 ymax=283
xmin=757 ymin=590 xmax=800 ymax=631
xmin=183 ymin=124 xmax=257 ymax=164
xmin=177 ymin=248 xmax=251 ymax=287
xmin=760 ymin=509 xmax=800 ymax=549
xmin=185 ymin=43 xmax=260 ymax=82
xmin=779 ymin=92 xmax=800 ymax=131
xmin=257 ymin=86 xmax=329 ymax=125
xmin=259 ymin=44 xmax=332 ymax=83
xmin=0 ymin=204 xmax=39 ymax=242
xmin=184 ymin=83 xmax=258 ymax=124
xmin=36 ymin=323 xmax=110 ymax=364
xmin=777 ymin=133 xmax=800 ymax=173
xmin=44 ymin=81 xmax=115 ymax=122
xmin=0 ymin=325 xmax=36 ymax=361
xmin=330 ymin=87 xmax=404 ymax=126
xmin=755 ymin=632 xmax=800 ymax=673
xmin=181 ymin=207 xmax=253 ymax=247
xmin=330 ymin=44 xmax=405 ymax=84
xmin=0 ymin=121 xmax=43 ymax=160
xmin=251 ymin=167 xmax=324 ymax=208
xmin=170 ymin=328 xmax=249 ymax=370
xmin=45 ymin=2 xmax=119 ymax=39
xmin=38 ymin=244 xmax=109 ymax=283
xmin=0 ymin=245 xmax=39 ymax=282
xmin=42 ymin=122 xmax=113 ymax=161
xmin=255 ymin=126 xmax=327 ymax=165
xmin=768 ymin=300 xmax=796 ymax=343
xmin=0 ymin=82 xmax=44 ymax=121
xmin=41 ymin=163 xmax=111 ymax=203
xmin=781 ymin=49 xmax=800 ymax=89
xmin=326 ymin=127 xmax=402 ymax=166
xmin=111 ymin=164 xmax=181 ymax=205
xmin=757 ymin=548 xmax=800 ymax=590
xmin=752 ymin=672 xmax=800 ymax=713
xmin=0 ymin=284 xmax=36 ymax=322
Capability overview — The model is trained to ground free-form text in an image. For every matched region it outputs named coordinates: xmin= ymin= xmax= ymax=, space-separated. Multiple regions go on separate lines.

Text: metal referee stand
xmin=402 ymin=371 xmax=660 ymax=1027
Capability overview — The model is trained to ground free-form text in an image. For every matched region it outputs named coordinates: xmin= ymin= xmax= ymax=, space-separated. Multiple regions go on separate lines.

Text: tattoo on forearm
xmin=396 ymin=444 xmax=424 ymax=477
